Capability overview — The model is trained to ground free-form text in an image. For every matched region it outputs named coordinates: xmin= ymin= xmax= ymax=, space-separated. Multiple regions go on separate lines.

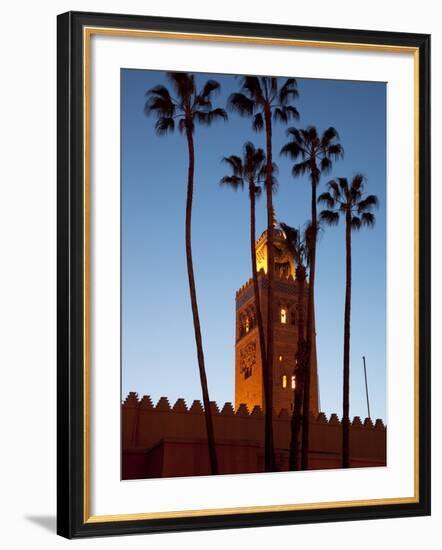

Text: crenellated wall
xmin=122 ymin=392 xmax=386 ymax=479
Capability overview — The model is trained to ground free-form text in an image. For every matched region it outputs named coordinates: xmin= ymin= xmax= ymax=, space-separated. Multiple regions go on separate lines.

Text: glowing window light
xmin=291 ymin=375 xmax=296 ymax=389
xmin=245 ymin=317 xmax=249 ymax=333
xmin=282 ymin=375 xmax=287 ymax=388
xmin=280 ymin=308 xmax=287 ymax=324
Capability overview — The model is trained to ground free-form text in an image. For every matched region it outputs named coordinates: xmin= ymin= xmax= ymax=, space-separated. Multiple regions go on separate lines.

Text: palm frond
xmin=321 ymin=127 xmax=340 ymax=146
xmin=178 ymin=118 xmax=187 ymax=134
xmin=320 ymin=210 xmax=340 ymax=226
xmin=269 ymin=77 xmax=278 ymax=98
xmin=358 ymin=194 xmax=379 ymax=212
xmin=221 ymin=155 xmax=243 ymax=175
xmin=284 ymin=105 xmax=300 ymax=120
xmin=317 ymin=191 xmax=336 ymax=208
xmin=144 ymin=93 xmax=175 ymax=118
xmin=154 ymin=117 xmax=175 ymax=135
xmin=257 ymin=164 xmax=267 ymax=183
xmin=253 ymin=112 xmax=264 ymax=131
xmin=167 ymin=72 xmax=195 ymax=101
xmin=361 ymin=212 xmax=376 ymax=226
xmin=327 ymin=143 xmax=344 ymax=160
xmin=227 ymin=92 xmax=255 ymax=116
xmin=200 ymin=79 xmax=221 ymax=98
xmin=320 ymin=157 xmax=332 ymax=173
xmin=193 ymin=79 xmax=223 ymax=111
xmin=329 ymin=144 xmax=344 ymax=159
xmin=286 ymin=127 xmax=303 ymax=143
xmin=242 ymin=76 xmax=263 ymax=103
xmin=193 ymin=111 xmax=209 ymax=124
xmin=209 ymin=107 xmax=228 ymax=122
xmin=351 ymin=216 xmax=362 ymax=230
xmin=219 ymin=175 xmax=243 ymax=190
xmin=279 ymin=78 xmax=299 ymax=104
xmin=252 ymin=147 xmax=266 ymax=168
xmin=306 ymin=126 xmax=319 ymax=144
xmin=273 ymin=107 xmax=288 ymax=123
xmin=193 ymin=95 xmax=212 ymax=109
xmin=337 ymin=177 xmax=349 ymax=191
xmin=280 ymin=140 xmax=306 ymax=160
xmin=350 ymin=186 xmax=362 ymax=204
xmin=273 ymin=105 xmax=299 ymax=124
xmin=327 ymin=180 xmax=342 ymax=201
xmin=243 ymin=141 xmax=257 ymax=156
xmin=193 ymin=107 xmax=228 ymax=125
xmin=244 ymin=143 xmax=266 ymax=177
xmin=351 ymin=173 xmax=365 ymax=191
xmin=145 ymin=85 xmax=173 ymax=101
xmin=280 ymin=222 xmax=304 ymax=265
xmin=280 ymin=222 xmax=299 ymax=241
xmin=292 ymin=159 xmax=311 ymax=178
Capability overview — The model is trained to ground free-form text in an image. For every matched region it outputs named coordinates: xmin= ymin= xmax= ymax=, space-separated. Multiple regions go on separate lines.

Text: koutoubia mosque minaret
xmin=234 ymin=223 xmax=320 ymax=416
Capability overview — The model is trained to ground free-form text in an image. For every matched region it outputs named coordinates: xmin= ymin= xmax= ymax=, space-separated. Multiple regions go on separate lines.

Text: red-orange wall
xmin=122 ymin=393 xmax=386 ymax=479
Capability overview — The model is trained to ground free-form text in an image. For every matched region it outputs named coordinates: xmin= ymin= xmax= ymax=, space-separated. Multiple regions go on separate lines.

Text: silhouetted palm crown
xmin=280 ymin=126 xmax=344 ymax=184
xmin=145 ymin=72 xmax=227 ymax=134
xmin=318 ymin=175 xmax=378 ymax=228
xmin=220 ymin=142 xmax=278 ymax=197
xmin=228 ymin=76 xmax=299 ymax=132
xmin=280 ymin=222 xmax=313 ymax=269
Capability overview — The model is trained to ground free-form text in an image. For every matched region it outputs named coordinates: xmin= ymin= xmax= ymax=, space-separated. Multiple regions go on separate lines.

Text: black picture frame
xmin=57 ymin=10 xmax=431 ymax=538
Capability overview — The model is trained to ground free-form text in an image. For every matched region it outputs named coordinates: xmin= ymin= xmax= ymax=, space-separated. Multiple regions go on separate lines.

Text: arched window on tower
xmin=282 ymin=375 xmax=287 ymax=388
xmin=280 ymin=308 xmax=287 ymax=324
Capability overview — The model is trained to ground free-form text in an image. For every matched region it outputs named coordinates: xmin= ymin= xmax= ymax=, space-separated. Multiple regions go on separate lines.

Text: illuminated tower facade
xmin=234 ymin=227 xmax=319 ymax=415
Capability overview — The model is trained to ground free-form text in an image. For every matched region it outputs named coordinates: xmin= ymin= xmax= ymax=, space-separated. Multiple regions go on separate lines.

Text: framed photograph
xmin=57 ymin=11 xmax=431 ymax=538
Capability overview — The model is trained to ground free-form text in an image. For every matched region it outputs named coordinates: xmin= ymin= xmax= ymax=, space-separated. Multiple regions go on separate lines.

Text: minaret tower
xmin=234 ymin=226 xmax=319 ymax=415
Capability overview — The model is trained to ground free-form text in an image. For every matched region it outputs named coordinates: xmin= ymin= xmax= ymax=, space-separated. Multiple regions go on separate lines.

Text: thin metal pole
xmin=362 ymin=355 xmax=371 ymax=419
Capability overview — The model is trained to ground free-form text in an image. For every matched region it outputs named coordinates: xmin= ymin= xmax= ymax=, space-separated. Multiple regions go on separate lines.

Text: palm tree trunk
xmin=185 ymin=127 xmax=218 ymax=475
xmin=301 ymin=177 xmax=318 ymax=470
xmin=264 ymin=108 xmax=275 ymax=472
xmin=342 ymin=213 xmax=352 ymax=468
xmin=289 ymin=265 xmax=306 ymax=470
xmin=249 ymin=179 xmax=267 ymax=404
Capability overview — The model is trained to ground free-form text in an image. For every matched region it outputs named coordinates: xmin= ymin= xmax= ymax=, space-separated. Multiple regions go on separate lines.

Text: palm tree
xmin=220 ymin=142 xmax=270 ymax=393
xmin=145 ymin=72 xmax=227 ymax=475
xmin=281 ymin=126 xmax=343 ymax=470
xmin=228 ymin=77 xmax=299 ymax=472
xmin=318 ymin=174 xmax=378 ymax=468
xmin=279 ymin=222 xmax=312 ymax=470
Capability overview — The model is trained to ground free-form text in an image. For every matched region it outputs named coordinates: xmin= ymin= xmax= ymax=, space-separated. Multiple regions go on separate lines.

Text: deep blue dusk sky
xmin=121 ymin=69 xmax=386 ymax=422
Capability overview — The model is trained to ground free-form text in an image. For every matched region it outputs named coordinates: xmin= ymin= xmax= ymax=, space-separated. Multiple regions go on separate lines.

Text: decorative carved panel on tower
xmin=239 ymin=342 xmax=256 ymax=380
xmin=256 ymin=248 xmax=266 ymax=272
